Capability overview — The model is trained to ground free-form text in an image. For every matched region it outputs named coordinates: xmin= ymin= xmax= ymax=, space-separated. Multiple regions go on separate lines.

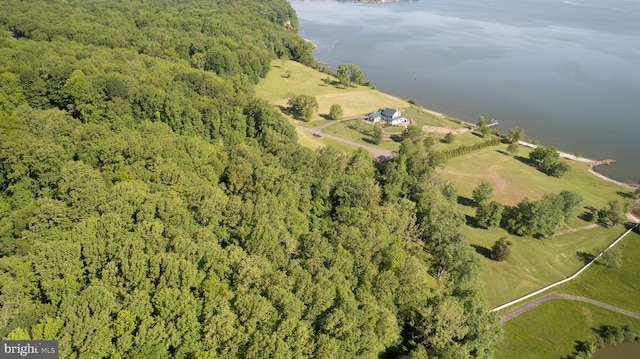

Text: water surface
xmin=291 ymin=0 xmax=640 ymax=184
xmin=592 ymin=340 xmax=640 ymax=359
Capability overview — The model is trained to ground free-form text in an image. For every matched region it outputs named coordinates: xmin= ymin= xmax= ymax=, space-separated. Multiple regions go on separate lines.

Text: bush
xmin=491 ymin=238 xmax=511 ymax=261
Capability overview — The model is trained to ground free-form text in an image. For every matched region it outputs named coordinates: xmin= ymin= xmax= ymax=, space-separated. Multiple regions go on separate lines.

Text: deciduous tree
xmin=336 ymin=64 xmax=365 ymax=87
xmin=328 ymin=103 xmax=342 ymax=120
xmin=287 ymin=94 xmax=318 ymax=122
xmin=491 ymin=237 xmax=512 ymax=261
xmin=506 ymin=141 xmax=519 ymax=156
xmin=373 ymin=124 xmax=383 ymax=145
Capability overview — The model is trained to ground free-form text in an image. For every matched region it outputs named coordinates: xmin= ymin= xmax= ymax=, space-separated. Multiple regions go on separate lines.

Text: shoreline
xmin=415 ymin=101 xmax=635 ymax=189
xmin=411 ymin=95 xmax=634 ymax=189
xmin=518 ymin=140 xmax=635 ymax=189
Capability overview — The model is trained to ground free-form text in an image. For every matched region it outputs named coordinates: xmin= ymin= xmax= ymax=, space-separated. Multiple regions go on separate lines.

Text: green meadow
xmin=440 ymin=142 xmax=634 ymax=307
xmin=255 ymin=61 xmax=408 ymax=121
xmin=495 ymin=230 xmax=640 ymax=358
xmin=495 ymin=299 xmax=640 ymax=359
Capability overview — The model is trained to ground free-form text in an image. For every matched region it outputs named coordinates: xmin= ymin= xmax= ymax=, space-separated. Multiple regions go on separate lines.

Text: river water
xmin=290 ymin=0 xmax=640 ymax=184
xmin=592 ymin=340 xmax=640 ymax=359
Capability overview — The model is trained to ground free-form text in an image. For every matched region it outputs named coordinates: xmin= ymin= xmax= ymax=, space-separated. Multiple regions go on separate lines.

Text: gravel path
xmin=500 ymin=293 xmax=640 ymax=323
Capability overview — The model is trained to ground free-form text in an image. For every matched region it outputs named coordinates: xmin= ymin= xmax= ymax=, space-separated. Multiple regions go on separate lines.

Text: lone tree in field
xmin=506 ymin=142 xmax=519 ymax=156
xmin=599 ymin=248 xmax=622 ymax=268
xmin=443 ymin=132 xmax=455 ymax=144
xmin=597 ymin=200 xmax=626 ymax=226
xmin=373 ymin=124 xmax=383 ymax=145
xmin=288 ymin=94 xmax=318 ymax=122
xmin=529 ymin=145 xmax=559 ymax=169
xmin=491 ymin=238 xmax=512 ymax=261
xmin=472 ymin=181 xmax=494 ymax=208
xmin=529 ymin=145 xmax=570 ymax=177
xmin=329 ymin=103 xmax=343 ymax=120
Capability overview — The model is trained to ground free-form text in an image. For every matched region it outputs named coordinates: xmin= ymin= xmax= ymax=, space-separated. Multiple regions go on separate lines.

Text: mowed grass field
xmin=438 ymin=142 xmax=635 ymax=307
xmin=321 ymin=120 xmax=401 ymax=151
xmin=495 ymin=299 xmax=640 ymax=359
xmin=494 ymin=229 xmax=640 ymax=359
xmin=255 ymin=61 xmax=409 ymax=122
xmin=439 ymin=142 xmax=626 ymax=208
xmin=469 ymin=225 xmax=632 ymax=307
xmin=560 ymin=229 xmax=640 ymax=312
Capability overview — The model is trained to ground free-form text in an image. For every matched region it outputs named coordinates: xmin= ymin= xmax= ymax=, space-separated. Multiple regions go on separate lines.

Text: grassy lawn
xmin=469 ymin=225 xmax=630 ymax=307
xmin=255 ymin=61 xmax=409 ymax=121
xmin=321 ymin=120 xmax=401 ymax=151
xmin=493 ymin=228 xmax=640 ymax=358
xmin=296 ymin=128 xmax=357 ymax=155
xmin=438 ymin=142 xmax=635 ymax=307
xmin=559 ymin=229 xmax=640 ymax=312
xmin=495 ymin=300 xmax=640 ymax=359
xmin=402 ymin=106 xmax=448 ymax=127
xmin=430 ymin=131 xmax=491 ymax=152
xmin=439 ymin=143 xmax=626 ymax=209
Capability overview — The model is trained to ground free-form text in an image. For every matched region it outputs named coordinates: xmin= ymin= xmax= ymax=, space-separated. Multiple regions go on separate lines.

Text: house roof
xmin=381 ymin=108 xmax=399 ymax=117
xmin=369 ymin=110 xmax=383 ymax=118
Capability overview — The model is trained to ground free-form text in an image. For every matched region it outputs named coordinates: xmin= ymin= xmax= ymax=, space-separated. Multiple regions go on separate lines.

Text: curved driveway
xmin=295 ymin=116 xmax=394 ymax=160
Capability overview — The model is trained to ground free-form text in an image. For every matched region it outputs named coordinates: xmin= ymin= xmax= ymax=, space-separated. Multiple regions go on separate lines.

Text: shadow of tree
xmin=362 ymin=137 xmax=381 ymax=145
xmin=576 ymin=251 xmax=595 ymax=264
xmin=277 ymin=105 xmax=292 ymax=116
xmin=617 ymin=191 xmax=634 ymax=199
xmin=457 ymin=195 xmax=475 ymax=207
xmin=579 ymin=211 xmax=594 ymax=222
xmin=389 ymin=135 xmax=404 ymax=143
xmin=513 ymin=155 xmax=537 ymax=167
xmin=471 ymin=244 xmax=493 ymax=260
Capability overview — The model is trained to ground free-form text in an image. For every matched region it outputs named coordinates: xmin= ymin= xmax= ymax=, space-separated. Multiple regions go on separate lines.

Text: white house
xmin=367 ymin=108 xmax=407 ymax=125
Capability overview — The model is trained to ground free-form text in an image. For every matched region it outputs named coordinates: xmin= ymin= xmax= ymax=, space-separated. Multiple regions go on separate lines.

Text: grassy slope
xmin=438 ymin=142 xmax=631 ymax=306
xmin=495 ymin=230 xmax=640 ymax=358
xmin=470 ymin=226 xmax=625 ymax=307
xmin=495 ymin=300 xmax=640 ymax=359
xmin=321 ymin=120 xmax=401 ymax=151
xmin=559 ymin=229 xmax=640 ymax=312
xmin=439 ymin=143 xmax=624 ymax=209
xmin=255 ymin=61 xmax=408 ymax=121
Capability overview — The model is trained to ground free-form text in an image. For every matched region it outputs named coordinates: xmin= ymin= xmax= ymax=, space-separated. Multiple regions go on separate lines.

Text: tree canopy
xmin=0 ymin=0 xmax=501 ymax=357
xmin=529 ymin=145 xmax=570 ymax=177
xmin=288 ymin=94 xmax=318 ymax=122
xmin=336 ymin=64 xmax=366 ymax=87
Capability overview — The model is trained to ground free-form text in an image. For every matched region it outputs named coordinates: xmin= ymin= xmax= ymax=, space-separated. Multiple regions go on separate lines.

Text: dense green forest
xmin=0 ymin=0 xmax=500 ymax=357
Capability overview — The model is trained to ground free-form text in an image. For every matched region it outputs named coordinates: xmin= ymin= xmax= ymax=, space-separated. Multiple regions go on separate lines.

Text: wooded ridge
xmin=0 ymin=0 xmax=501 ymax=357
